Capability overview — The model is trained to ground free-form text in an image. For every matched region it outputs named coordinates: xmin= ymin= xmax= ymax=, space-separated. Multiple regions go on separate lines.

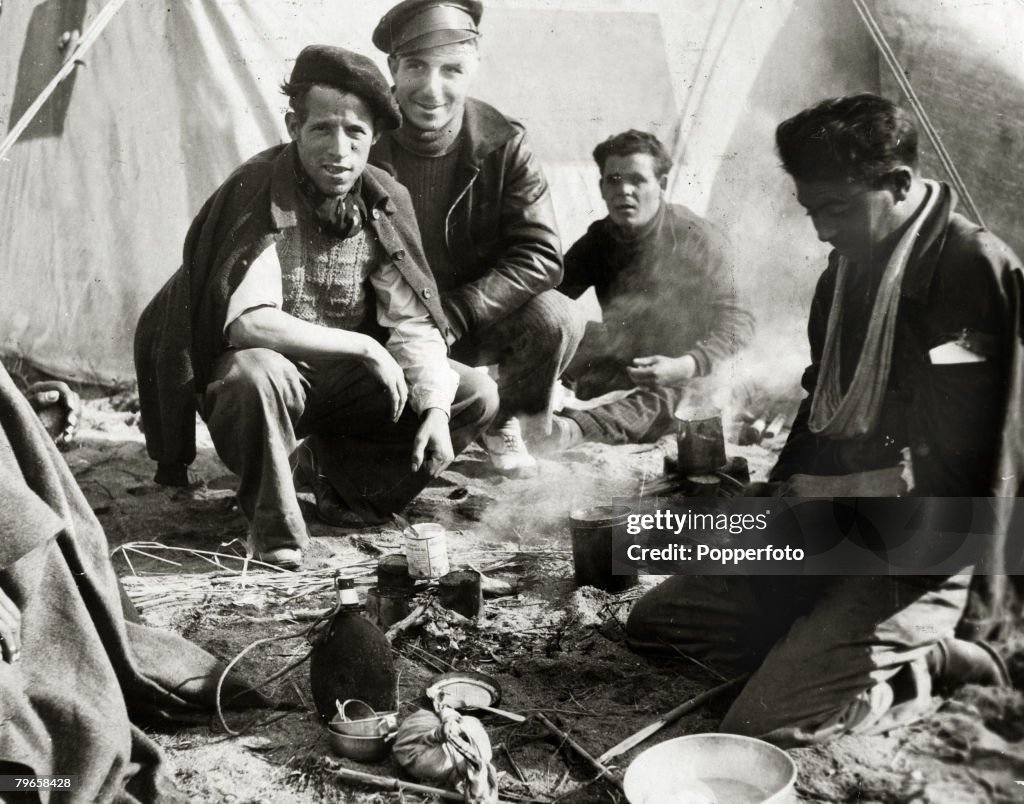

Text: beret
xmin=288 ymin=45 xmax=402 ymax=130
xmin=373 ymin=0 xmax=483 ymax=56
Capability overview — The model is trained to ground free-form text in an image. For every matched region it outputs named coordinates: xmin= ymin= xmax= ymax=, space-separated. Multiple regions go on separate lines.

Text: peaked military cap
xmin=373 ymin=0 xmax=483 ymax=56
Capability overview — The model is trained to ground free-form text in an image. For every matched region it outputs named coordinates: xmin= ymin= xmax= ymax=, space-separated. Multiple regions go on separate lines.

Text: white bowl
xmin=623 ymin=733 xmax=797 ymax=804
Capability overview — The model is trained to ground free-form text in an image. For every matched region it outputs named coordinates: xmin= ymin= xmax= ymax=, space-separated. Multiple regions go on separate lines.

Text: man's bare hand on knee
xmin=411 ymin=408 xmax=454 ymax=476
xmin=361 ymin=341 xmax=409 ymax=422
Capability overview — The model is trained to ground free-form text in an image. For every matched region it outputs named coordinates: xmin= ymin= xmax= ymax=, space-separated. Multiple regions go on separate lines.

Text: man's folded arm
xmin=228 ymin=308 xmax=381 ymax=362
xmin=224 ymin=245 xmax=382 ymax=363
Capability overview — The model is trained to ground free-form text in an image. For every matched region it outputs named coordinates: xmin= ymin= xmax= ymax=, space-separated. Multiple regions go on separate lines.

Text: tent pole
xmin=667 ymin=0 xmax=745 ymax=199
xmin=851 ymin=0 xmax=986 ymax=227
xmin=0 ymin=0 xmax=131 ymax=165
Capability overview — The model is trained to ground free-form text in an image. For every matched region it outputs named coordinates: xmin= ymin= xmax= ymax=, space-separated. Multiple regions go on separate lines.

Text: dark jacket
xmin=559 ymin=202 xmax=754 ymax=376
xmin=772 ymin=186 xmax=1022 ymax=499
xmin=371 ymin=98 xmax=562 ymax=336
xmin=134 ymin=143 xmax=449 ymax=479
xmin=771 ymin=185 xmax=1024 ymax=641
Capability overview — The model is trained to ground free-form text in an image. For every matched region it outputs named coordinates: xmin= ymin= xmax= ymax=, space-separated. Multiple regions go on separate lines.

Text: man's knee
xmin=524 ymin=290 xmax=586 ymax=352
xmin=453 ymin=364 xmax=500 ymax=428
xmin=204 ymin=348 xmax=304 ymax=419
xmin=624 ymin=587 xmax=662 ymax=650
xmin=624 ymin=576 xmax=696 ymax=653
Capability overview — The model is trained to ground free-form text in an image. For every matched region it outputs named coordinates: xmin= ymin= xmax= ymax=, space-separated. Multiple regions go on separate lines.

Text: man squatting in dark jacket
xmin=369 ymin=0 xmax=584 ymax=478
xmin=134 ymin=47 xmax=498 ymax=568
xmin=552 ymin=130 xmax=755 ymax=450
xmin=627 ymin=95 xmax=1020 ymax=746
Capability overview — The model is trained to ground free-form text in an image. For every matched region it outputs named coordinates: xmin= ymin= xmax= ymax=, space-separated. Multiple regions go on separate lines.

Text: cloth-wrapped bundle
xmin=392 ymin=707 xmax=498 ymax=803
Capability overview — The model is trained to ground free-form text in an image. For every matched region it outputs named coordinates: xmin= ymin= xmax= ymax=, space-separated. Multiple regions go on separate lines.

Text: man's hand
xmin=360 ymin=341 xmax=409 ymax=422
xmin=411 ymin=408 xmax=454 ymax=477
xmin=626 ymin=355 xmax=697 ymax=388
xmin=0 ymin=587 xmax=21 ymax=664
xmin=26 ymin=381 xmax=80 ymax=447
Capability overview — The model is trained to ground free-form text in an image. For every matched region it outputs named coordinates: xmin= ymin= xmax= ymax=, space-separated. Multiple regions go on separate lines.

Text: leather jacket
xmin=371 ymin=98 xmax=563 ymax=336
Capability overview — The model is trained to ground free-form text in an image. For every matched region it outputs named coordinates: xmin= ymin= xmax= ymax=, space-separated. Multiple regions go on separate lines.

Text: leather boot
xmin=926 ymin=637 xmax=1011 ymax=691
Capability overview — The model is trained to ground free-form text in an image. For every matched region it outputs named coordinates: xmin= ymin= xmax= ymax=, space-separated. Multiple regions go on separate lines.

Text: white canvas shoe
xmin=482 ymin=417 xmax=538 ymax=478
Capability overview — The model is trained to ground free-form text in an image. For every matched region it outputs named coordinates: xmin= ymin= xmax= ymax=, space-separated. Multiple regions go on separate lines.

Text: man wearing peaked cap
xmin=135 ymin=45 xmax=498 ymax=568
xmin=373 ymin=0 xmax=483 ymax=55
xmin=371 ymin=0 xmax=585 ymax=479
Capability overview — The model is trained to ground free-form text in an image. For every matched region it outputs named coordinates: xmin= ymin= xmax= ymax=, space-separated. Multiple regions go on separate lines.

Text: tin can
xmin=377 ymin=553 xmax=415 ymax=594
xmin=675 ymin=406 xmax=727 ymax=474
xmin=404 ymin=522 xmax=450 ymax=579
xmin=569 ymin=505 xmax=638 ymax=593
xmin=364 ymin=586 xmax=412 ymax=629
xmin=438 ymin=569 xmax=483 ymax=619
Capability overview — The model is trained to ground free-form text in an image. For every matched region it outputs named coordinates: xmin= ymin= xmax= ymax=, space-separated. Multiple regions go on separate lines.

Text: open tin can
xmin=569 ymin=505 xmax=637 ymax=593
xmin=404 ymin=522 xmax=450 ymax=579
xmin=674 ymin=405 xmax=727 ymax=475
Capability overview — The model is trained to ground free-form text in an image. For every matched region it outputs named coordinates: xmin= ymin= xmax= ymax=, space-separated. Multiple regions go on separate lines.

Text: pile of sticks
xmin=115 ymin=542 xmax=566 ymax=615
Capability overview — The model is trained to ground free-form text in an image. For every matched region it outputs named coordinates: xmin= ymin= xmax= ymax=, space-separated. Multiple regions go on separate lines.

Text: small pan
xmin=425 ymin=671 xmax=526 ymax=723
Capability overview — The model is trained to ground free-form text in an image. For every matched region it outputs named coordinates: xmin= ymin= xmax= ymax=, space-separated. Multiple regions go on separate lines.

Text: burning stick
xmin=738 ymin=417 xmax=767 ymax=446
xmin=764 ymin=414 xmax=787 ymax=440
xmin=384 ymin=601 xmax=430 ymax=641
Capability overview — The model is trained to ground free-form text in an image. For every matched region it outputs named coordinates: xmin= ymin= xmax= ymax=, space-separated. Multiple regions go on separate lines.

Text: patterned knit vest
xmin=277 ymin=209 xmax=379 ymax=331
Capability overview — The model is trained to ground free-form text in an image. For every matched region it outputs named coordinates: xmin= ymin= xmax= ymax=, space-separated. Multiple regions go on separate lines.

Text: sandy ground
xmin=63 ymin=391 xmax=1024 ymax=803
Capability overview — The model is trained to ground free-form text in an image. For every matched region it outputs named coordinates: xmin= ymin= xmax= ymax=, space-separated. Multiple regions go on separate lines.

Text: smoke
xmin=702 ymin=323 xmax=811 ymax=443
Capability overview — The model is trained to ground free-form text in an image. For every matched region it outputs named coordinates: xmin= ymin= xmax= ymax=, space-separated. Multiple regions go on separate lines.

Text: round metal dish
xmin=328 ymin=699 xmax=397 ymax=737
xmin=623 ymin=733 xmax=797 ymax=803
xmin=425 ymin=670 xmax=503 ymax=709
xmin=326 ymin=728 xmax=394 ymax=763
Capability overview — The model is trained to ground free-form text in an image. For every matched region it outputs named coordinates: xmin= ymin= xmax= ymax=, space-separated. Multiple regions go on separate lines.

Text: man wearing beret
xmin=135 ymin=46 xmax=498 ymax=568
xmin=370 ymin=0 xmax=584 ymax=478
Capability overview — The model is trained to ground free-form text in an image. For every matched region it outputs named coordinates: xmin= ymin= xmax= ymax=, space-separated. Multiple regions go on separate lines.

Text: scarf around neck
xmin=293 ymin=152 xmax=367 ymax=239
xmin=808 ymin=179 xmax=942 ymax=439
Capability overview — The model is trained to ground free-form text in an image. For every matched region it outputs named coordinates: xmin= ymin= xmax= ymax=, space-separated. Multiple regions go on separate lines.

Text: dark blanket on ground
xmin=0 ymin=365 xmax=266 ymax=803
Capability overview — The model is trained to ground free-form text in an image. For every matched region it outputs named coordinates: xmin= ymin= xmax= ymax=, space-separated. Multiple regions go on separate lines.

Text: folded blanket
xmin=0 ymin=365 xmax=268 ymax=803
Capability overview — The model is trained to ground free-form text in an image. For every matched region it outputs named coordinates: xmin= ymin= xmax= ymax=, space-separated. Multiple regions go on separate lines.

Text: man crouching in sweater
xmin=135 ymin=46 xmax=497 ymax=568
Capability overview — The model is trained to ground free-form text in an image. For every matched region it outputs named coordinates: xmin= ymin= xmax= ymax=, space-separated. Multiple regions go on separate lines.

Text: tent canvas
xmin=1 ymin=0 xmax=1022 ymax=388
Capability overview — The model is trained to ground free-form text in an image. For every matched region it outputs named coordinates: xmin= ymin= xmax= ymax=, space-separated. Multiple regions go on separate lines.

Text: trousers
xmin=625 ymin=573 xmax=970 ymax=746
xmin=450 ymin=289 xmax=584 ymax=427
xmin=560 ymin=321 xmax=689 ymax=444
xmin=201 ymin=348 xmax=498 ymax=552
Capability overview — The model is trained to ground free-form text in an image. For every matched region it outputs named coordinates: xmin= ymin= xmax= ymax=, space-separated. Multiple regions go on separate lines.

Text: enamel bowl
xmin=623 ymin=733 xmax=797 ymax=804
